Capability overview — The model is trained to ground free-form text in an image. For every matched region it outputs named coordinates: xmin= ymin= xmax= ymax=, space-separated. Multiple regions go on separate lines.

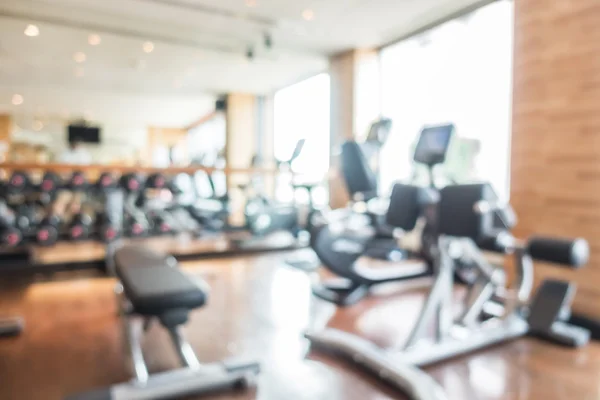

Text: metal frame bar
xmin=69 ymin=279 xmax=260 ymax=400
xmin=306 ymin=233 xmax=536 ymax=400
xmin=167 ymin=327 xmax=202 ymax=370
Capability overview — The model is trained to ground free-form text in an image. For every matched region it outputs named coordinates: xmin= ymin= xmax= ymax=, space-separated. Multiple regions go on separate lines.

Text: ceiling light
xmin=245 ymin=0 xmax=257 ymax=7
xmin=302 ymin=9 xmax=315 ymax=21
xmin=74 ymin=66 xmax=85 ymax=78
xmin=32 ymin=120 xmax=44 ymax=131
xmin=24 ymin=24 xmax=39 ymax=37
xmin=143 ymin=41 xmax=154 ymax=53
xmin=88 ymin=34 xmax=101 ymax=46
xmin=11 ymin=94 xmax=23 ymax=106
xmin=73 ymin=52 xmax=87 ymax=63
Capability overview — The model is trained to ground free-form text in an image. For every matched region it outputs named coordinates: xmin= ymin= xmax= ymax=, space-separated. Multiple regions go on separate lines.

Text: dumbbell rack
xmin=0 ymin=162 xmax=304 ymax=274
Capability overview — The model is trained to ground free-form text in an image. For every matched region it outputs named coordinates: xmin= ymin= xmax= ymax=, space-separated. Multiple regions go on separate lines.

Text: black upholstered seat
xmin=114 ymin=246 xmax=207 ymax=317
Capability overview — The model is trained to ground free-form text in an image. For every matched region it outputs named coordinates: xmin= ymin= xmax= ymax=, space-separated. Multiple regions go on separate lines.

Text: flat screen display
xmin=413 ymin=124 xmax=454 ymax=166
xmin=366 ymin=118 xmax=393 ymax=145
xmin=68 ymin=125 xmax=101 ymax=144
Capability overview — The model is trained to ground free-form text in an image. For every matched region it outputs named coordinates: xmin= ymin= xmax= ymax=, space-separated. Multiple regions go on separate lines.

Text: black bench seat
xmin=114 ymin=246 xmax=207 ymax=318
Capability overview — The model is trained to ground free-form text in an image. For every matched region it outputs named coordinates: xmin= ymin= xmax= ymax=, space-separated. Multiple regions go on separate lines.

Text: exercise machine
xmin=242 ymin=139 xmax=306 ymax=238
xmin=226 ymin=139 xmax=308 ymax=250
xmin=308 ymin=124 xmax=456 ymax=305
xmin=306 ymin=182 xmax=590 ymax=400
xmin=67 ymin=245 xmax=260 ymax=400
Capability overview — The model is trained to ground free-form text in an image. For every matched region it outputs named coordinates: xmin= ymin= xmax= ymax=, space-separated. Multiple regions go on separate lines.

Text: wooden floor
xmin=1 ymin=249 xmax=599 ymax=400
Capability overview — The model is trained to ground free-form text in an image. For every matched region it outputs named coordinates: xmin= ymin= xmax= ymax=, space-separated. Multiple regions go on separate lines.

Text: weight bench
xmin=68 ymin=245 xmax=260 ymax=400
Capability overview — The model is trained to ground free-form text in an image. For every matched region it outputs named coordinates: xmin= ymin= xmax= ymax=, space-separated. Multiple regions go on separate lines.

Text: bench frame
xmin=68 ymin=245 xmax=260 ymax=400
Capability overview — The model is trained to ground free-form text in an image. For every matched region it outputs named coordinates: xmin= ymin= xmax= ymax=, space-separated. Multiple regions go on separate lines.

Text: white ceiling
xmin=0 ymin=0 xmax=487 ymax=133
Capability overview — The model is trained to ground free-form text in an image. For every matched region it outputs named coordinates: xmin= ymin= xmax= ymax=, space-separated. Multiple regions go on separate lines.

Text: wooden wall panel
xmin=226 ymin=93 xmax=257 ymax=225
xmin=328 ymin=50 xmax=379 ymax=209
xmin=0 ymin=115 xmax=12 ymax=162
xmin=511 ymin=0 xmax=600 ymax=316
xmin=146 ymin=126 xmax=188 ymax=166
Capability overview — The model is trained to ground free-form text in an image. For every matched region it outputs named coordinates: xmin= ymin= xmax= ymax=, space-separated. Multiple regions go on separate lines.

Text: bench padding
xmin=115 ymin=246 xmax=207 ymax=316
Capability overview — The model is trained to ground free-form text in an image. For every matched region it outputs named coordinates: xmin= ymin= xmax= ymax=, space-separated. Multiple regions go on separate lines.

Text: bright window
xmin=379 ymin=0 xmax=514 ymax=199
xmin=274 ymin=73 xmax=330 ymax=204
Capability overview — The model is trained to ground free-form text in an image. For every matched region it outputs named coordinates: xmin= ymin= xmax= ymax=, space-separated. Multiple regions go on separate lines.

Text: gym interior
xmin=0 ymin=0 xmax=598 ymax=399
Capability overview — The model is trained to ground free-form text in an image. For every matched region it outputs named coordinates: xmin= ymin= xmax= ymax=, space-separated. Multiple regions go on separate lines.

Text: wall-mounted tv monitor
xmin=68 ymin=125 xmax=101 ymax=144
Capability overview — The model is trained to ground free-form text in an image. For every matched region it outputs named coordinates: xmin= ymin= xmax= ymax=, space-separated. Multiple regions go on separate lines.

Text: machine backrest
xmin=340 ymin=140 xmax=378 ymax=201
xmin=438 ymin=183 xmax=498 ymax=240
xmin=386 ymin=183 xmax=434 ymax=231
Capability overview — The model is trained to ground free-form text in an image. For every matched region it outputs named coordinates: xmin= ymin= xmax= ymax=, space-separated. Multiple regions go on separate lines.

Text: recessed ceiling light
xmin=24 ymin=24 xmax=39 ymax=37
xmin=302 ymin=9 xmax=315 ymax=21
xmin=74 ymin=66 xmax=85 ymax=78
xmin=143 ymin=41 xmax=154 ymax=53
xmin=73 ymin=52 xmax=87 ymax=63
xmin=11 ymin=94 xmax=23 ymax=106
xmin=88 ymin=34 xmax=101 ymax=46
xmin=245 ymin=0 xmax=257 ymax=7
xmin=32 ymin=120 xmax=44 ymax=131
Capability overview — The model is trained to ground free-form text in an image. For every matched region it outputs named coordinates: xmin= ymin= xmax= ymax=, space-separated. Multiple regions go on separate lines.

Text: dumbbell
xmin=6 ymin=171 xmax=31 ymax=195
xmin=14 ymin=204 xmax=37 ymax=234
xmin=96 ymin=172 xmax=116 ymax=191
xmin=151 ymin=214 xmax=174 ymax=235
xmin=36 ymin=215 xmax=61 ymax=246
xmin=125 ymin=217 xmax=148 ymax=238
xmin=0 ymin=203 xmax=22 ymax=247
xmin=146 ymin=173 xmax=167 ymax=189
xmin=69 ymin=171 xmax=88 ymax=191
xmin=39 ymin=172 xmax=61 ymax=194
xmin=69 ymin=213 xmax=93 ymax=241
xmin=96 ymin=213 xmax=119 ymax=242
xmin=119 ymin=173 xmax=142 ymax=192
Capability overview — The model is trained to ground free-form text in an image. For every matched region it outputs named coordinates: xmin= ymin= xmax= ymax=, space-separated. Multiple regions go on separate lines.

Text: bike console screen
xmin=413 ymin=124 xmax=454 ymax=166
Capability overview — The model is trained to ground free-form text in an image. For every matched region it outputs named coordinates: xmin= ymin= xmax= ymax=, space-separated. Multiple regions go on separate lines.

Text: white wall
xmin=1 ymin=85 xmax=216 ymax=162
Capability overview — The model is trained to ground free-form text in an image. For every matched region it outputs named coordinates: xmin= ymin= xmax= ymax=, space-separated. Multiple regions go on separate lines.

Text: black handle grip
xmin=477 ymin=231 xmax=511 ymax=253
xmin=526 ymin=236 xmax=589 ymax=268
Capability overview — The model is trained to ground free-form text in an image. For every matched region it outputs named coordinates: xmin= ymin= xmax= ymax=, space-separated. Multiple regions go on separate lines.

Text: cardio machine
xmin=309 ymin=124 xmax=455 ymax=306
xmin=232 ymin=139 xmax=308 ymax=247
xmin=306 ymin=182 xmax=590 ymax=400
